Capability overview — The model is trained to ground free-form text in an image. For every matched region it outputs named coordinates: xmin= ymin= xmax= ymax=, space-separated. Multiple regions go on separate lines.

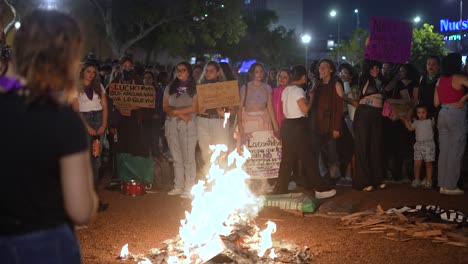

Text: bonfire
xmin=119 ymin=144 xmax=311 ymax=263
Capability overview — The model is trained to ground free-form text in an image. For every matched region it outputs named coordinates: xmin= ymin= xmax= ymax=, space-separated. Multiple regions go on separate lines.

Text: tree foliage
xmin=411 ymin=23 xmax=450 ymax=71
xmin=88 ymin=0 xmax=246 ymax=57
xmin=328 ymin=27 xmax=368 ymax=66
xmin=220 ymin=9 xmax=302 ymax=68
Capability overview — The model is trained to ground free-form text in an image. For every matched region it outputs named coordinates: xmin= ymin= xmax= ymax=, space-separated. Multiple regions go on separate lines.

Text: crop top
xmin=240 ymin=82 xmax=271 ymax=108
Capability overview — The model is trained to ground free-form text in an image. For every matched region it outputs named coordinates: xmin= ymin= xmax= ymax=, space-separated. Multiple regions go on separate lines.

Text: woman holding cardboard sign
xmin=163 ymin=62 xmax=198 ymax=199
xmin=196 ymin=61 xmax=231 ymax=178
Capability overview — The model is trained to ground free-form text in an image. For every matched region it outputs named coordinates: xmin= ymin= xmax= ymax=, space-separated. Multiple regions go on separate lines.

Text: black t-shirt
xmin=0 ymin=91 xmax=88 ymax=235
xmin=419 ymin=74 xmax=439 ymax=116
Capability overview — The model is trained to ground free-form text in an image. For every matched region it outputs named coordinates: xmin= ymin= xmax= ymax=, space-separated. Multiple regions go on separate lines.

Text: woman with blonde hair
xmin=0 ymin=9 xmax=97 ymax=263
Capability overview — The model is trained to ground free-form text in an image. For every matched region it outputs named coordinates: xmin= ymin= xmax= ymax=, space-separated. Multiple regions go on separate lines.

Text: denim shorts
xmin=0 ymin=224 xmax=81 ymax=264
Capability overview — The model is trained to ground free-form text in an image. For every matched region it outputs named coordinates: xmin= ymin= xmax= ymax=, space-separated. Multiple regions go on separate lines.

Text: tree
xmin=88 ymin=0 xmax=246 ymax=57
xmin=220 ymin=9 xmax=302 ymax=67
xmin=411 ymin=23 xmax=450 ymax=71
xmin=328 ymin=27 xmax=368 ymax=66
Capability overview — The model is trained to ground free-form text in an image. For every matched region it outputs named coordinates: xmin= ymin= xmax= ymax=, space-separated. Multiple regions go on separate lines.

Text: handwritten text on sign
xmin=196 ymin=80 xmax=240 ymax=110
xmin=108 ymin=83 xmax=156 ymax=109
xmin=244 ymin=131 xmax=281 ymax=179
xmin=364 ymin=17 xmax=412 ymax=64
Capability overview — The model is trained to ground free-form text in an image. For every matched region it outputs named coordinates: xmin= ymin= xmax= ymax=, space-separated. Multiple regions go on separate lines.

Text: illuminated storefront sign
xmin=444 ymin=34 xmax=461 ymax=41
xmin=440 ymin=19 xmax=468 ymax=32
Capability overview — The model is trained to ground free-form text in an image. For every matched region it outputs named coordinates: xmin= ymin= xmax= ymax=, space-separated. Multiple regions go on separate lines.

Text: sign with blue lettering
xmin=440 ymin=19 xmax=468 ymax=32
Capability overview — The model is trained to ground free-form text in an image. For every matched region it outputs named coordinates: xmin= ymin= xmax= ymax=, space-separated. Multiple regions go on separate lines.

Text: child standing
xmin=401 ymin=105 xmax=435 ymax=189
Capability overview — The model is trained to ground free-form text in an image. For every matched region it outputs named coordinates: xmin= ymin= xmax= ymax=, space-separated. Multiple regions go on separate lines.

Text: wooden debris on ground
xmin=340 ymin=205 xmax=468 ymax=248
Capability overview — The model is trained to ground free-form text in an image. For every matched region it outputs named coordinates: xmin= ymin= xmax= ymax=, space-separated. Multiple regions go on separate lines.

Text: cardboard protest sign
xmin=116 ymin=104 xmax=132 ymax=117
xmin=244 ymin=131 xmax=281 ymax=179
xmin=108 ymin=83 xmax=156 ymax=109
xmin=196 ymin=80 xmax=240 ymax=110
xmin=364 ymin=17 xmax=413 ymax=64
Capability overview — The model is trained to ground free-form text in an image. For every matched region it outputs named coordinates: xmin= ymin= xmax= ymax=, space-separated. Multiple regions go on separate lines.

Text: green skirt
xmin=117 ymin=153 xmax=154 ymax=184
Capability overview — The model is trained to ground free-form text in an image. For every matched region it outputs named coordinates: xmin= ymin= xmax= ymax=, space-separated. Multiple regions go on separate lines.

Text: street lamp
xmin=301 ymin=34 xmax=312 ymax=67
xmin=460 ymin=0 xmax=463 ymax=52
xmin=354 ymin=9 xmax=360 ymax=28
xmin=329 ymin=10 xmax=341 ymax=62
xmin=413 ymin=16 xmax=421 ymax=23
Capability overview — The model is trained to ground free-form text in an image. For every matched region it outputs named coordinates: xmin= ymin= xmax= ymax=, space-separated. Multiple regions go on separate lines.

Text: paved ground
xmin=77 ymin=174 xmax=468 ymax=264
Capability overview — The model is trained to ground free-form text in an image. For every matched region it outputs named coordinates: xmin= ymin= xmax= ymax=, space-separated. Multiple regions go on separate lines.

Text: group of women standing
xmin=162 ymin=61 xmax=284 ymax=198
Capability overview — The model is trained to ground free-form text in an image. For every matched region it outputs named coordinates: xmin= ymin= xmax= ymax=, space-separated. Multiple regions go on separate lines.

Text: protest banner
xmin=196 ymin=80 xmax=240 ymax=110
xmin=364 ymin=17 xmax=412 ymax=64
xmin=244 ymin=130 xmax=281 ymax=179
xmin=116 ymin=104 xmax=132 ymax=116
xmin=108 ymin=83 xmax=156 ymax=108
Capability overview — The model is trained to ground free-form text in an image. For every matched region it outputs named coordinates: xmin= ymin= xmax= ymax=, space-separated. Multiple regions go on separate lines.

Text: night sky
xmin=303 ymin=0 xmax=467 ymax=41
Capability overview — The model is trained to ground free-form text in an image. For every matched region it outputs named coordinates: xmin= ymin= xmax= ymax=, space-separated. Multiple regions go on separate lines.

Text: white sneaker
xmin=180 ymin=191 xmax=192 ymax=199
xmin=362 ymin=186 xmax=374 ymax=192
xmin=315 ymin=189 xmax=336 ymax=199
xmin=440 ymin=188 xmax=464 ymax=195
xmin=167 ymin=188 xmax=183 ymax=195
xmin=411 ymin=179 xmax=422 ymax=188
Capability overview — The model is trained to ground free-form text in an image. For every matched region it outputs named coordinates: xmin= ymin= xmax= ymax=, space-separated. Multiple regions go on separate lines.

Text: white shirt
xmin=282 ymin=84 xmax=305 ymax=119
xmin=77 ymin=84 xmax=106 ymax=112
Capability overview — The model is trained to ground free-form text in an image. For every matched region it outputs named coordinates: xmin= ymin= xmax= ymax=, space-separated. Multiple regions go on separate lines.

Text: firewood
xmin=379 ymin=224 xmax=408 ymax=232
xmin=446 ymin=232 xmax=468 ymax=241
xmin=444 ymin=241 xmax=468 ymax=247
xmin=340 ymin=211 xmax=373 ymax=221
xmin=351 ymin=219 xmax=386 ymax=229
xmin=412 ymin=230 xmax=443 ymax=238
xmin=358 ymin=231 xmax=385 ymax=234
xmin=393 ymin=211 xmax=408 ymax=222
xmin=377 ymin=205 xmax=385 ymax=216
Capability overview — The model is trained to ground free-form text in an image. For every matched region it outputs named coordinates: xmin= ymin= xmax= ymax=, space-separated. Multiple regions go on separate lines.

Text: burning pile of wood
xmin=121 ymin=220 xmax=311 ymax=264
xmin=120 ymin=220 xmax=312 ymax=264
xmin=340 ymin=205 xmax=468 ymax=248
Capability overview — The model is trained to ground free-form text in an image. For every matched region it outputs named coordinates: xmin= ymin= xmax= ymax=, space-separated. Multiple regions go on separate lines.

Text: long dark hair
xmin=441 ymin=53 xmax=462 ymax=76
xmin=168 ymin=61 xmax=196 ymax=97
xmin=359 ymin=60 xmax=382 ymax=91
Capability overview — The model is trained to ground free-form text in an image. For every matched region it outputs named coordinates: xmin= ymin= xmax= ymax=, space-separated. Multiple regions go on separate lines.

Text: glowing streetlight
xmin=354 ymin=9 xmax=360 ymax=28
xmin=329 ymin=10 xmax=341 ymax=62
xmin=301 ymin=34 xmax=311 ymax=44
xmin=41 ymin=0 xmax=58 ymax=10
xmin=413 ymin=16 xmax=421 ymax=23
xmin=301 ymin=34 xmax=312 ymax=67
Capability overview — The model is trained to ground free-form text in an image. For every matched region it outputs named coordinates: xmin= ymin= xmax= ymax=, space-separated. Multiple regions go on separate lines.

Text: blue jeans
xmin=0 ymin=224 xmax=81 ymax=264
xmin=81 ymin=110 xmax=103 ymax=184
xmin=437 ymin=104 xmax=467 ymax=189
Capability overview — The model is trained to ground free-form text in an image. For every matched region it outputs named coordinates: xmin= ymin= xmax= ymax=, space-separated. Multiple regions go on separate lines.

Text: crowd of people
xmin=30 ymin=33 xmax=468 ymax=201
xmin=87 ymin=52 xmax=467 ymax=200
xmin=1 ymin=8 xmax=468 ymax=263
